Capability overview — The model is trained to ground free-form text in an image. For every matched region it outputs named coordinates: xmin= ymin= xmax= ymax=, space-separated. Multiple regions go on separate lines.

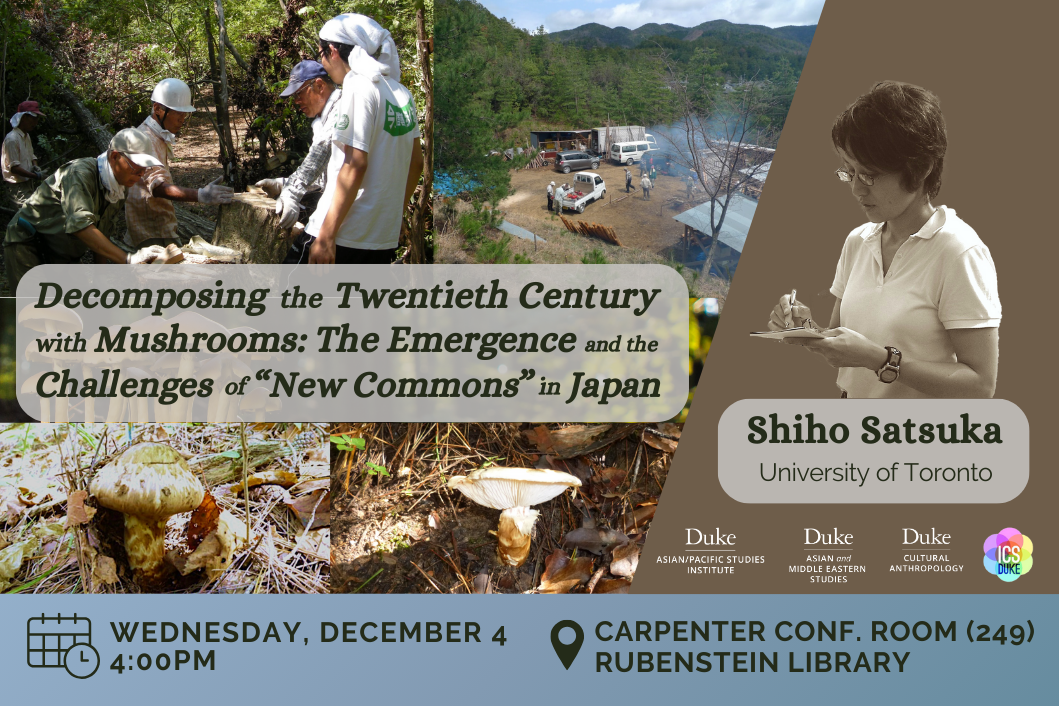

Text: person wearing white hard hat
xmin=3 ymin=100 xmax=46 ymax=206
xmin=547 ymin=181 xmax=554 ymax=212
xmin=125 ymin=78 xmax=233 ymax=249
xmin=4 ymin=128 xmax=169 ymax=291
xmin=253 ymin=61 xmax=344 ymax=263
xmin=306 ymin=13 xmax=424 ymax=265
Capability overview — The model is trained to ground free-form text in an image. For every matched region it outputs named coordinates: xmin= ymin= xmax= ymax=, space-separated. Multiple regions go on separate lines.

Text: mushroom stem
xmin=39 ymin=398 xmax=51 ymax=424
xmin=497 ymin=507 xmax=539 ymax=567
xmin=123 ymin=514 xmax=171 ymax=586
xmin=83 ymin=365 xmax=94 ymax=422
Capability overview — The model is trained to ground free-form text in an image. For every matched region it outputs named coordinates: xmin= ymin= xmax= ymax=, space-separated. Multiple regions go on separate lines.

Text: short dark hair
xmin=319 ymin=40 xmax=354 ymax=63
xmin=831 ymin=81 xmax=947 ymax=199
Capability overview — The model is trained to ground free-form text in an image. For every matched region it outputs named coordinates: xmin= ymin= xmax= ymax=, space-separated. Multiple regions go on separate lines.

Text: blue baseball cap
xmin=280 ymin=61 xmax=329 ymax=97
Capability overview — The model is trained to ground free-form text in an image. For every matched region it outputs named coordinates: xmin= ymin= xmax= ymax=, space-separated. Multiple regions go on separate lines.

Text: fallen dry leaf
xmin=472 ymin=572 xmax=492 ymax=594
xmin=293 ymin=528 xmax=330 ymax=562
xmin=592 ymin=466 xmax=627 ymax=493
xmin=593 ymin=578 xmax=632 ymax=594
xmin=619 ymin=504 xmax=657 ymax=533
xmin=287 ymin=488 xmax=330 ymax=529
xmin=563 ymin=527 xmax=629 ymax=555
xmin=187 ymin=492 xmax=221 ymax=550
xmin=65 ymin=490 xmax=96 ymax=527
xmin=538 ymin=549 xmax=594 ymax=594
xmin=643 ymin=432 xmax=678 ymax=454
xmin=656 ymin=423 xmax=682 ymax=438
xmin=610 ymin=543 xmax=640 ymax=578
xmin=91 ymin=555 xmax=119 ymax=585
xmin=231 ymin=469 xmax=299 ymax=494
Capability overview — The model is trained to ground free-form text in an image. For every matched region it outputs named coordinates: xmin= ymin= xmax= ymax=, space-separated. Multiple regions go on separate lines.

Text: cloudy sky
xmin=481 ymin=0 xmax=824 ymax=34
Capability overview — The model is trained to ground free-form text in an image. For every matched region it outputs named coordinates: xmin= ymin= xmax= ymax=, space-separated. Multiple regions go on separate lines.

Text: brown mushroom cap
xmin=90 ymin=443 xmax=204 ymax=519
xmin=448 ymin=467 xmax=581 ymax=510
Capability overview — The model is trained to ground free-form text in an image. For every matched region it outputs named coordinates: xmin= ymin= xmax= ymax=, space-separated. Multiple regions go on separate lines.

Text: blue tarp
xmin=434 ymin=171 xmax=482 ymax=197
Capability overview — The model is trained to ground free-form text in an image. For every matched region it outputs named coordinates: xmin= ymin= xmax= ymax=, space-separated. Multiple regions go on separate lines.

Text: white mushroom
xmin=89 ymin=443 xmax=205 ymax=587
xmin=20 ymin=372 xmax=51 ymax=423
xmin=448 ymin=468 xmax=581 ymax=567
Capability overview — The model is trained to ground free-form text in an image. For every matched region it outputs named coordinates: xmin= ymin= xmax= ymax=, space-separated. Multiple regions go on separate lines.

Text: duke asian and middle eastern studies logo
xmin=983 ymin=528 xmax=1033 ymax=582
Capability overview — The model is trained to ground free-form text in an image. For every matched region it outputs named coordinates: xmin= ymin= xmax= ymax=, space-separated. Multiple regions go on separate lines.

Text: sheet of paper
xmin=749 ymin=327 xmax=827 ymax=340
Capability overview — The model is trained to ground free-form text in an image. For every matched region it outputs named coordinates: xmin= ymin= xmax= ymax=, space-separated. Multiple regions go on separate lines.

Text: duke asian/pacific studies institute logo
xmin=983 ymin=528 xmax=1033 ymax=582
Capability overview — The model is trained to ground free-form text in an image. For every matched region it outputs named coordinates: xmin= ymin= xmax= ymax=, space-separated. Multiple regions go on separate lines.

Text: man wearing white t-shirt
xmin=307 ymin=14 xmax=424 ymax=265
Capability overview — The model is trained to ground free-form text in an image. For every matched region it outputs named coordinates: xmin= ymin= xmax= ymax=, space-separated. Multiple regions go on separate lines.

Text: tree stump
xmin=212 ymin=193 xmax=292 ymax=264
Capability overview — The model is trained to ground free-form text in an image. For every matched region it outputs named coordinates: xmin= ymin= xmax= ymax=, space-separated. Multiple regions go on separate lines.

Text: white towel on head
xmin=97 ymin=152 xmax=125 ymax=203
xmin=319 ymin=13 xmax=400 ymax=83
xmin=10 ymin=112 xmax=29 ymax=129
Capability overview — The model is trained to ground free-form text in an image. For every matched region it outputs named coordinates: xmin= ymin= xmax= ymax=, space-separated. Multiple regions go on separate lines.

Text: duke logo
xmin=384 ymin=100 xmax=416 ymax=136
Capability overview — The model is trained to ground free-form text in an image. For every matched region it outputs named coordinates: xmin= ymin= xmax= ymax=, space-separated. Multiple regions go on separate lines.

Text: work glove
xmin=275 ymin=189 xmax=300 ymax=229
xmin=126 ymin=245 xmax=168 ymax=265
xmin=32 ymin=167 xmax=43 ymax=180
xmin=254 ymin=177 xmax=285 ymax=198
xmin=197 ymin=177 xmax=235 ymax=205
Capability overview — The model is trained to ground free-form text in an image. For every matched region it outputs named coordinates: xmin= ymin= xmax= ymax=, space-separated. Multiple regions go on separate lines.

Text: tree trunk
xmin=203 ymin=9 xmax=230 ymax=170
xmin=407 ymin=3 xmax=434 ymax=264
xmin=210 ymin=1 xmax=240 ymax=186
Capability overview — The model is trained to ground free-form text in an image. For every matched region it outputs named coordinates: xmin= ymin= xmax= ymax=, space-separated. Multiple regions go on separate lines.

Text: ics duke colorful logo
xmin=983 ymin=528 xmax=1033 ymax=582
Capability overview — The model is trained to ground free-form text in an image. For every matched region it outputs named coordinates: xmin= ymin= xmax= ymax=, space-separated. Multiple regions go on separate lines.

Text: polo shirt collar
xmin=858 ymin=205 xmax=950 ymax=245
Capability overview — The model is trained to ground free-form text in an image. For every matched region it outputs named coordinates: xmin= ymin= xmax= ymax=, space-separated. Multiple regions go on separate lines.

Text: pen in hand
xmin=786 ymin=289 xmax=797 ymax=328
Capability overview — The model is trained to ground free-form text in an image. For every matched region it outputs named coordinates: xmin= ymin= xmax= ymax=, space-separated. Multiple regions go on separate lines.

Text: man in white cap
xmin=2 ymin=100 xmax=46 ymax=206
xmin=554 ymin=183 xmax=565 ymax=213
xmin=307 ymin=13 xmax=424 ymax=264
xmin=4 ymin=129 xmax=169 ymax=291
xmin=125 ymin=78 xmax=233 ymax=250
xmin=547 ymin=181 xmax=554 ymax=212
xmin=253 ymin=60 xmax=343 ymax=263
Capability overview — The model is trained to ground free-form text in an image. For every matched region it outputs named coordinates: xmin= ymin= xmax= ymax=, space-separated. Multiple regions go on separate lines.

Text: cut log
xmin=212 ymin=192 xmax=292 ymax=263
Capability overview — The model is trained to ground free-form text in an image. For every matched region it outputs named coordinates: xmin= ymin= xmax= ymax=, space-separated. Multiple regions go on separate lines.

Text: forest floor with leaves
xmin=0 ymin=423 xmax=330 ymax=594
xmin=330 ymin=422 xmax=679 ymax=595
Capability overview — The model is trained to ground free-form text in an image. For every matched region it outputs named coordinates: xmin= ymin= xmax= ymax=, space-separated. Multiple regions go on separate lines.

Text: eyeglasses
xmin=835 ymin=168 xmax=875 ymax=187
xmin=293 ymin=81 xmax=314 ymax=99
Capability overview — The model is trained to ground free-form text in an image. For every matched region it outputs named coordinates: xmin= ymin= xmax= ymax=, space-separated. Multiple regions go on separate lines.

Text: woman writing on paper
xmin=767 ymin=81 xmax=1000 ymax=398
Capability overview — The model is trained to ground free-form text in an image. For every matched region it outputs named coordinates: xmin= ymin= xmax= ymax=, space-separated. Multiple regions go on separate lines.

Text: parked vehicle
xmin=609 ymin=140 xmax=657 ymax=166
xmin=558 ymin=172 xmax=606 ymax=213
xmin=590 ymin=126 xmax=658 ymax=155
xmin=554 ymin=150 xmax=600 ymax=173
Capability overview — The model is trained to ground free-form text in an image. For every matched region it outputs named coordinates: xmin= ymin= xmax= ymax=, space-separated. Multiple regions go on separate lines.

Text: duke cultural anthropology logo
xmin=384 ymin=100 xmax=416 ymax=136
xmin=983 ymin=528 xmax=1033 ymax=582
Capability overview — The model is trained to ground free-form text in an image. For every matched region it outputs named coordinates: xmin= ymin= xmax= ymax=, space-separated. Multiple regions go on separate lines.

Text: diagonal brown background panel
xmin=634 ymin=0 xmax=1057 ymax=593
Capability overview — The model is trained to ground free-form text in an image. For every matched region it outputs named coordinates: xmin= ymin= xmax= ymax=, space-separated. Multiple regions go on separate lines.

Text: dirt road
xmin=502 ymin=159 xmax=704 ymax=256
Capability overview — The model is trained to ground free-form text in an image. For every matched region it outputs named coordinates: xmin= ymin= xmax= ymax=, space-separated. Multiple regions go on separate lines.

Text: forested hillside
xmin=436 ymin=0 xmax=806 ymax=200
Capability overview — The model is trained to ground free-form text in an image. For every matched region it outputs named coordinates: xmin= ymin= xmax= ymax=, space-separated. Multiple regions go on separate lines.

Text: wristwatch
xmin=877 ymin=346 xmax=902 ymax=383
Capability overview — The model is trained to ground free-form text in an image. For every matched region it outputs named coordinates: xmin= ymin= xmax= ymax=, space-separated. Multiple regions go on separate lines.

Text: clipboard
xmin=750 ymin=327 xmax=827 ymax=340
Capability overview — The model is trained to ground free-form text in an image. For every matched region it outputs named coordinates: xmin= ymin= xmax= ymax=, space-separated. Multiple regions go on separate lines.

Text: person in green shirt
xmin=4 ymin=128 xmax=168 ymax=292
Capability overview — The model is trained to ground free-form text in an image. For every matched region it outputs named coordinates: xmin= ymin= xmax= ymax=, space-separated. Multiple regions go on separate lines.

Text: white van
xmin=609 ymin=135 xmax=657 ymax=165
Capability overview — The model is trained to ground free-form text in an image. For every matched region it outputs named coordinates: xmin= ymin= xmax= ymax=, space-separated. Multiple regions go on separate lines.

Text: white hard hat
xmin=110 ymin=129 xmax=164 ymax=167
xmin=150 ymin=78 xmax=196 ymax=112
xmin=550 ymin=181 xmax=555 ymax=185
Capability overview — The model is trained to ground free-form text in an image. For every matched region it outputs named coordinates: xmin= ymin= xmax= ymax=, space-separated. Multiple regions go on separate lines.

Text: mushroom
xmin=448 ymin=468 xmax=581 ymax=567
xmin=20 ymin=372 xmax=51 ymax=423
xmin=20 ymin=305 xmax=83 ymax=422
xmin=89 ymin=443 xmax=205 ymax=586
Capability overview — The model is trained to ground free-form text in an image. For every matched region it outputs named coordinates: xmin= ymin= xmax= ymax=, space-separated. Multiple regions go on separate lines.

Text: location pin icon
xmin=550 ymin=620 xmax=584 ymax=670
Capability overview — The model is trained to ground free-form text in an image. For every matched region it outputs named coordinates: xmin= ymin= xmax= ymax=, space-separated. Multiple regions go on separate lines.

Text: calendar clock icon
xmin=64 ymin=644 xmax=100 ymax=679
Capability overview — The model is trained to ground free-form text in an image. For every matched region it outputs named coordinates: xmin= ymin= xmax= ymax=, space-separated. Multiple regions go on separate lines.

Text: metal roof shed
xmin=673 ymin=193 xmax=757 ymax=274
